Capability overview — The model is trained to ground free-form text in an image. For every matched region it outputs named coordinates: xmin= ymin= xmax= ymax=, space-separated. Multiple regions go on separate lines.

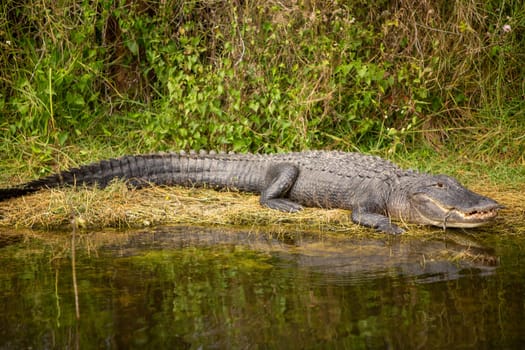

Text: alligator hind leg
xmin=260 ymin=163 xmax=303 ymax=212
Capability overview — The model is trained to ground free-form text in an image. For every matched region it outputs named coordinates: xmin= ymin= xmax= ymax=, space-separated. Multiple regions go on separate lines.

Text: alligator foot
xmin=351 ymin=209 xmax=405 ymax=234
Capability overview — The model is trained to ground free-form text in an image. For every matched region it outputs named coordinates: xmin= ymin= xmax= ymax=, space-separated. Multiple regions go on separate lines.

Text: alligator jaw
xmin=415 ymin=196 xmax=503 ymax=228
xmin=443 ymin=207 xmax=502 ymax=228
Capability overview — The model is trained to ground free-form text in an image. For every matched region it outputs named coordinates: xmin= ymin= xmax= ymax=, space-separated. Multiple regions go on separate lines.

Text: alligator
xmin=0 ymin=150 xmax=503 ymax=234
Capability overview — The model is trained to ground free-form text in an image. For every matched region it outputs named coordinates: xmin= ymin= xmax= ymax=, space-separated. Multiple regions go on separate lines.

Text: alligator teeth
xmin=464 ymin=209 xmax=498 ymax=220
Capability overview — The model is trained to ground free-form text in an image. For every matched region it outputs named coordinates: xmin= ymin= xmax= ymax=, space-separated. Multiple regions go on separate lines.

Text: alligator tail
xmin=0 ymin=187 xmax=40 ymax=201
xmin=0 ymin=154 xmax=173 ymax=202
xmin=0 ymin=152 xmax=264 ymax=202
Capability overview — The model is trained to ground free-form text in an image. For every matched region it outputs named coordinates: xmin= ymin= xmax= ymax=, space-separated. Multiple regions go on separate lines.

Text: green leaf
xmin=127 ymin=39 xmax=139 ymax=56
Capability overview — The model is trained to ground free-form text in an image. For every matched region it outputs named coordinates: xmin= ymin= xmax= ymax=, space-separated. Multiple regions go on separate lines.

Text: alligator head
xmin=397 ymin=174 xmax=503 ymax=229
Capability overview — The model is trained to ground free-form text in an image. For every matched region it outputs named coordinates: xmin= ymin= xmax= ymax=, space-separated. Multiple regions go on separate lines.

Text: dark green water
xmin=1 ymin=226 xmax=524 ymax=349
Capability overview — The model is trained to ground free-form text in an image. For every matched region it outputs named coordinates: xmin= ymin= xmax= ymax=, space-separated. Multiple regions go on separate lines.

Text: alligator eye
xmin=434 ymin=182 xmax=445 ymax=188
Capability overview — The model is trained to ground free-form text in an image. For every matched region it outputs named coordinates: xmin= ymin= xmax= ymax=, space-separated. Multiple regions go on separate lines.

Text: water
xmin=0 ymin=226 xmax=524 ymax=349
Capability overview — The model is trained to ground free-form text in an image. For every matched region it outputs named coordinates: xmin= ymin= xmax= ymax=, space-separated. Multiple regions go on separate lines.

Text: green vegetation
xmin=1 ymin=0 xmax=524 ymax=180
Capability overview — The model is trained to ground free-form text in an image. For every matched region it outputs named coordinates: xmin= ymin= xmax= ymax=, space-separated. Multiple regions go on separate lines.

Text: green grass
xmin=0 ymin=0 xmax=524 ymax=183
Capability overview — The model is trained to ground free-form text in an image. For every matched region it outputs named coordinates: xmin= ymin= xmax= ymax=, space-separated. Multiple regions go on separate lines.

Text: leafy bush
xmin=0 ymin=0 xmax=523 ymax=166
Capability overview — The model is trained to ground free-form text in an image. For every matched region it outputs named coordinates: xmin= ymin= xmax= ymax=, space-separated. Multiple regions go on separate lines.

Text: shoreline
xmin=0 ymin=182 xmax=520 ymax=234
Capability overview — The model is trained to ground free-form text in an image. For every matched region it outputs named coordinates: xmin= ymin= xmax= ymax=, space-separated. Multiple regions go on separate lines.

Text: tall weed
xmin=0 ymin=0 xmax=523 ymax=172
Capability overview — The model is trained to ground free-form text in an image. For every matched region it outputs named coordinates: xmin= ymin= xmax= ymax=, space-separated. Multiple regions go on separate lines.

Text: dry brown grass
xmin=0 ymin=181 xmax=523 ymax=235
xmin=0 ymin=182 xmax=355 ymax=231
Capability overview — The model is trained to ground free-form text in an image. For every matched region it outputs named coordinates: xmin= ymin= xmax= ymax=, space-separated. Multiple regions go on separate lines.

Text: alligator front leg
xmin=351 ymin=208 xmax=405 ymax=234
xmin=260 ymin=163 xmax=303 ymax=212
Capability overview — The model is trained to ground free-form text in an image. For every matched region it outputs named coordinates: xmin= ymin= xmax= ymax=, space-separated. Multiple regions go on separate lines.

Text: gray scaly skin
xmin=0 ymin=150 xmax=503 ymax=234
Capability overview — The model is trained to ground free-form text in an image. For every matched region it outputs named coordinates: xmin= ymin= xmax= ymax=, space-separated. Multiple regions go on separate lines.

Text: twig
xmin=70 ymin=208 xmax=80 ymax=320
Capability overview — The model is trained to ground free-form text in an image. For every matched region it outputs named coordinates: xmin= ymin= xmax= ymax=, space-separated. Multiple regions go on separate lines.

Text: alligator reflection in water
xmin=1 ymin=226 xmax=518 ymax=349
xmin=101 ymin=226 xmax=498 ymax=282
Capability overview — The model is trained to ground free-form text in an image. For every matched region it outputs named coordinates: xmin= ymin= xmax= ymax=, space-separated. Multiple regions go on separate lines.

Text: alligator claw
xmin=351 ymin=210 xmax=405 ymax=234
